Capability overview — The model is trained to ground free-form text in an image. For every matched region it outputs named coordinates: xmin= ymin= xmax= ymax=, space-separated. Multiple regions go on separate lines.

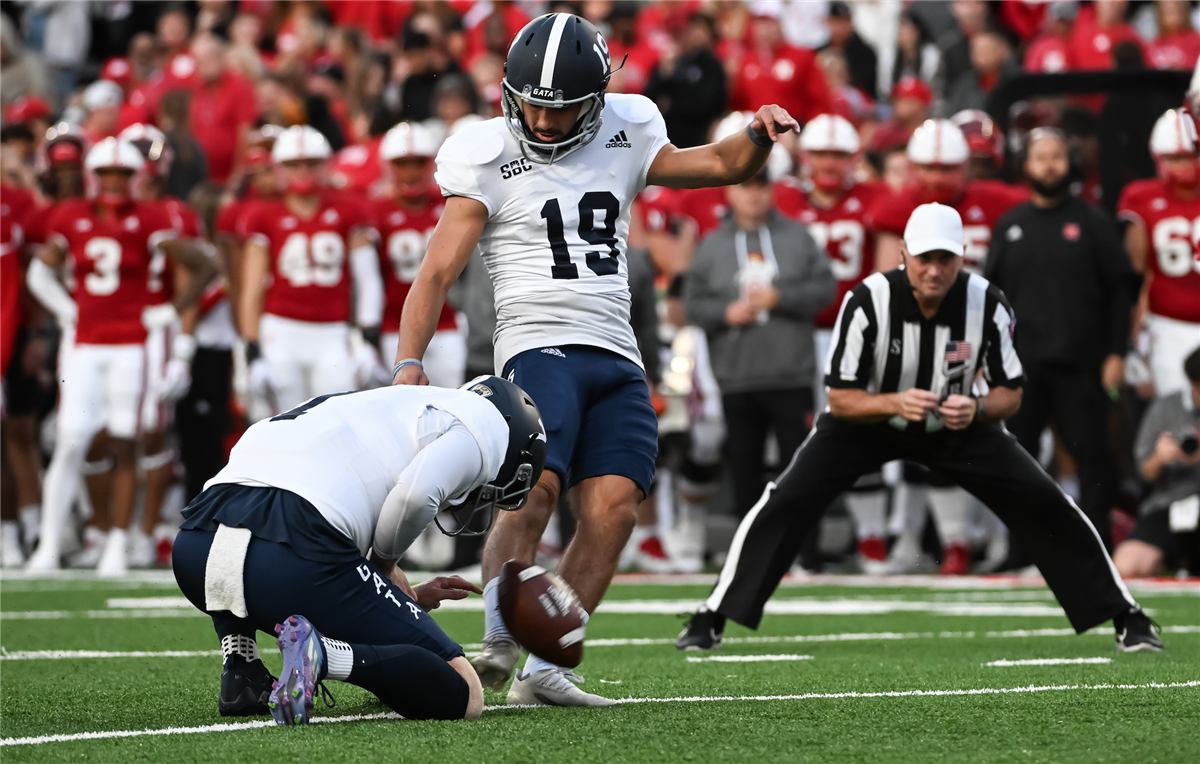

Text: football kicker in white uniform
xmin=171 ymin=377 xmax=546 ymax=724
xmin=392 ymin=11 xmax=800 ymax=707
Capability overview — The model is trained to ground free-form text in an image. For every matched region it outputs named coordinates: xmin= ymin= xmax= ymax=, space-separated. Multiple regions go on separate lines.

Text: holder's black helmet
xmin=501 ymin=13 xmax=617 ymax=165
xmin=436 ymin=375 xmax=547 ymax=537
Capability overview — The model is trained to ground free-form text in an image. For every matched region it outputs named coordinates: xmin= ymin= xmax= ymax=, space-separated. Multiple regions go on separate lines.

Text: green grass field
xmin=2 ymin=572 xmax=1197 ymax=763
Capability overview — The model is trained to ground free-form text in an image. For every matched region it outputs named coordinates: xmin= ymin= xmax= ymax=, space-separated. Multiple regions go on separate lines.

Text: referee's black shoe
xmin=219 ymin=656 xmax=277 ymax=716
xmin=1114 ymin=608 xmax=1164 ymax=653
xmin=676 ymin=610 xmax=725 ymax=651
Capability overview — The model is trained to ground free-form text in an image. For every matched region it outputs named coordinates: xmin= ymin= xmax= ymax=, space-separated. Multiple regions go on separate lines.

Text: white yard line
xmin=5 ymin=626 xmax=1198 ymax=660
xmin=686 ymin=654 xmax=814 ymax=663
xmin=0 ymin=649 xmax=221 ymax=660
xmin=985 ymin=658 xmax=1113 ymax=667
xmin=3 ymin=681 xmax=1197 ymax=747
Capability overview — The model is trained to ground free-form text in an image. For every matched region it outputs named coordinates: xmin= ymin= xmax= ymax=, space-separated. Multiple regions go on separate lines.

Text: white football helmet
xmin=379 ymin=122 xmax=439 ymax=161
xmin=271 ymin=125 xmax=333 ymax=163
xmin=1149 ymin=108 xmax=1198 ymax=156
xmin=118 ymin=123 xmax=173 ymax=177
xmin=906 ymin=119 xmax=970 ymax=166
xmin=85 ymin=138 xmax=145 ymax=173
xmin=714 ymin=111 xmax=793 ymax=182
xmin=799 ymin=113 xmax=860 ymax=154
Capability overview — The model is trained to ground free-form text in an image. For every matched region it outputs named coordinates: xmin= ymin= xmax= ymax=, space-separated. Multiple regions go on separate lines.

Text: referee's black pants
xmin=706 ymin=413 xmax=1137 ymax=633
xmin=1004 ymin=363 xmax=1116 ymax=551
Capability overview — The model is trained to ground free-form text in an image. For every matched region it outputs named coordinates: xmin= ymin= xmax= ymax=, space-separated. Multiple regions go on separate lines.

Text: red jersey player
xmin=240 ymin=125 xmax=381 ymax=417
xmin=1119 ymin=108 xmax=1200 ymax=396
xmin=373 ymin=122 xmax=465 ymax=388
xmin=119 ymin=123 xmax=218 ymax=566
xmin=871 ymin=119 xmax=1028 ymax=274
xmin=782 ymin=114 xmax=890 ymax=391
xmin=24 ymin=138 xmax=213 ymax=573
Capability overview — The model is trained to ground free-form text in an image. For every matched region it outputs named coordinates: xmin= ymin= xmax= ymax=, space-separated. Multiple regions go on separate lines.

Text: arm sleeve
xmin=27 ymin=257 xmax=77 ymax=324
xmin=371 ymin=422 xmax=487 ymax=561
xmin=681 ymin=237 xmax=731 ymax=334
xmin=824 ymin=286 xmax=879 ymax=389
xmin=981 ymin=287 xmax=1025 ymax=389
xmin=773 ymin=224 xmax=836 ymax=320
xmin=350 ymin=243 xmax=384 ymax=327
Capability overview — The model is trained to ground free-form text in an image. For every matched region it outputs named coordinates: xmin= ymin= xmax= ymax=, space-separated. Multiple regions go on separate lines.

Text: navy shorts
xmin=503 ymin=345 xmax=658 ymax=496
xmin=172 ymin=485 xmax=463 ymax=661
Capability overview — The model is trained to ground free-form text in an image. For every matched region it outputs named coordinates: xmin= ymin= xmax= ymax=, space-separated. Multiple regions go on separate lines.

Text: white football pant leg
xmin=141 ymin=322 xmax=176 ymax=434
xmin=260 ymin=314 xmax=310 ymax=413
xmin=1146 ymin=313 xmax=1200 ymax=397
xmin=306 ymin=321 xmax=354 ymax=397
xmin=424 ymin=327 xmax=467 ymax=388
xmin=846 ymin=490 xmax=888 ymax=541
xmin=927 ymin=486 xmax=971 ymax=548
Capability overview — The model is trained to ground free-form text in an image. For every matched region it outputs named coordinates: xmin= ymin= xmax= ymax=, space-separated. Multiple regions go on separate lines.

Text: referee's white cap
xmin=904 ymin=203 xmax=964 ymax=257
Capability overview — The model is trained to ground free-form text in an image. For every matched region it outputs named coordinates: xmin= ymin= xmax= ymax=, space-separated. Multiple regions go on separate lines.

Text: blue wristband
xmin=392 ymin=359 xmax=424 ymax=378
xmin=746 ymin=124 xmax=773 ymax=148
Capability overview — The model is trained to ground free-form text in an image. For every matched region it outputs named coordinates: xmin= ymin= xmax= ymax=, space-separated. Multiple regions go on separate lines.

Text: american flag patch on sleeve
xmin=944 ymin=341 xmax=972 ymax=362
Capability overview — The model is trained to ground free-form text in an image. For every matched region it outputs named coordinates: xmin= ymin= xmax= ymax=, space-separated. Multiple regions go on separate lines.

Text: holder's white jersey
xmin=205 ymin=386 xmax=508 ymax=556
xmin=435 ymin=93 xmax=671 ymax=371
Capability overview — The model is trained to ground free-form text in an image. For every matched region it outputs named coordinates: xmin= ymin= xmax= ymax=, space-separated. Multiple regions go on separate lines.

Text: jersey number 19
xmin=541 ymin=191 xmax=621 ymax=280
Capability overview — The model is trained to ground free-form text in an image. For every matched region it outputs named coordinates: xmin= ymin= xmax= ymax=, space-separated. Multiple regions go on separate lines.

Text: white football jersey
xmin=205 ymin=386 xmax=508 ymax=556
xmin=435 ymin=93 xmax=671 ymax=371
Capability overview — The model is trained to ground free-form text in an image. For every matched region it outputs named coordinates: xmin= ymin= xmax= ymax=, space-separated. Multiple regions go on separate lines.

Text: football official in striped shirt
xmin=678 ymin=203 xmax=1163 ymax=654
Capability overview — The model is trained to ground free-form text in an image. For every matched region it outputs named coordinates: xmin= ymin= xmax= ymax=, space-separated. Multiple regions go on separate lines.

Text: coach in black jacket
xmin=985 ymin=128 xmax=1137 ymax=549
xmin=677 ymin=203 xmax=1160 ymax=655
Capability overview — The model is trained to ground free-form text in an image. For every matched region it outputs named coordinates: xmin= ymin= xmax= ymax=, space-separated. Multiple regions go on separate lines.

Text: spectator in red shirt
xmin=1069 ymin=0 xmax=1143 ymax=71
xmin=729 ymin=2 xmax=831 ymax=125
xmin=1146 ymin=0 xmax=1200 ymax=71
xmin=604 ymin=4 xmax=661 ymax=95
xmin=186 ymin=33 xmax=258 ymax=186
xmin=1025 ymin=0 xmax=1079 ymax=73
xmin=867 ymin=76 xmax=930 ymax=156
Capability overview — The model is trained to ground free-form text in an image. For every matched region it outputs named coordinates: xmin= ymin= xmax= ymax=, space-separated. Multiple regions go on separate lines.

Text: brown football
xmin=497 ymin=560 xmax=587 ymax=668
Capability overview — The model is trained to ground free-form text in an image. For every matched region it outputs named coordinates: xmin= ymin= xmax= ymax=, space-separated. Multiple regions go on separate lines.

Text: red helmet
xmin=100 ymin=57 xmax=134 ymax=89
xmin=37 ymin=122 xmax=90 ymax=175
xmin=950 ymin=109 xmax=1005 ymax=167
xmin=3 ymin=95 xmax=51 ymax=125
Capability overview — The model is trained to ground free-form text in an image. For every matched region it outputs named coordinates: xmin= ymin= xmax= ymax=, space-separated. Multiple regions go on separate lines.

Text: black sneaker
xmin=219 ymin=656 xmax=277 ymax=716
xmin=1115 ymin=609 xmax=1164 ymax=653
xmin=676 ymin=610 xmax=725 ymax=651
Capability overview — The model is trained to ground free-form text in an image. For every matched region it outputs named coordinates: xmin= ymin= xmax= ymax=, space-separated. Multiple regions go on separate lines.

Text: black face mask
xmin=1029 ymin=173 xmax=1071 ymax=199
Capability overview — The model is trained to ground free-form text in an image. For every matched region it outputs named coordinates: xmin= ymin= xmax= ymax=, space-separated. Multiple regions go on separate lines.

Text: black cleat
xmin=219 ymin=656 xmax=277 ymax=716
xmin=676 ymin=610 xmax=725 ymax=651
xmin=1115 ymin=609 xmax=1164 ymax=653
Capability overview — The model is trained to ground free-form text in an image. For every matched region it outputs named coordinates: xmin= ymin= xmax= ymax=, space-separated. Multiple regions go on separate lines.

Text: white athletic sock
xmin=321 ymin=636 xmax=354 ymax=681
xmin=523 ymin=652 xmax=560 ymax=677
xmin=927 ymin=487 xmax=970 ymax=547
xmin=482 ymin=578 xmax=512 ymax=642
xmin=846 ymin=491 xmax=888 ymax=540
xmin=522 ymin=609 xmax=588 ymax=677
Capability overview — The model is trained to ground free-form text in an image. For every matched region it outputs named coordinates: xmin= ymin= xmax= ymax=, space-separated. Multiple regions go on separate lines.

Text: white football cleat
xmin=2 ymin=522 xmax=26 ymax=567
xmin=506 ymin=668 xmax=617 ymax=707
xmin=128 ymin=530 xmax=156 ymax=568
xmin=96 ymin=529 xmax=128 ymax=578
xmin=25 ymin=546 xmax=61 ymax=572
xmin=471 ymin=635 xmax=520 ymax=692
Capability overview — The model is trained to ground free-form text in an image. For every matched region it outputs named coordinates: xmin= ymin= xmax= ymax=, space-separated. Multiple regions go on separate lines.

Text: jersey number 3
xmin=541 ymin=191 xmax=621 ymax=279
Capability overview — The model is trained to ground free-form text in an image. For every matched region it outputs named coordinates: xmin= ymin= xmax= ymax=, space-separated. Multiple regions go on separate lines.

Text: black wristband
xmin=244 ymin=340 xmax=262 ymax=365
xmin=746 ymin=125 xmax=773 ymax=148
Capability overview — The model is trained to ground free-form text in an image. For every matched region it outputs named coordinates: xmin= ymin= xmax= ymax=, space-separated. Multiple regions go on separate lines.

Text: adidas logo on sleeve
xmin=605 ymin=130 xmax=631 ymax=149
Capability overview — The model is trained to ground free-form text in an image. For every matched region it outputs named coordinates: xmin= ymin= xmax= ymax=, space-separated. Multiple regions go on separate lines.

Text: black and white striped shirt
xmin=825 ymin=269 xmax=1024 ymax=434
